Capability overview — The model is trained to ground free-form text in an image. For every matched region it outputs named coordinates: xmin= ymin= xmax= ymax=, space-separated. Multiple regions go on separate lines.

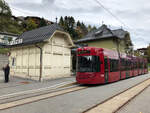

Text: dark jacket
xmin=3 ymin=65 xmax=10 ymax=75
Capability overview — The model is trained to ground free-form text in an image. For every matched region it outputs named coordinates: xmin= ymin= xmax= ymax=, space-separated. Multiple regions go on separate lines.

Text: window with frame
xmin=12 ymin=57 xmax=16 ymax=66
xmin=144 ymin=63 xmax=148 ymax=68
xmin=126 ymin=60 xmax=131 ymax=70
xmin=109 ymin=59 xmax=119 ymax=72
xmin=104 ymin=58 xmax=108 ymax=70
xmin=121 ymin=58 xmax=126 ymax=71
xmin=77 ymin=56 xmax=100 ymax=72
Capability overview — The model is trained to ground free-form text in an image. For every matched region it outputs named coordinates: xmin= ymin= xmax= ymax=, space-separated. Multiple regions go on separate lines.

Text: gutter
xmin=75 ymin=35 xmax=115 ymax=44
xmin=35 ymin=44 xmax=43 ymax=82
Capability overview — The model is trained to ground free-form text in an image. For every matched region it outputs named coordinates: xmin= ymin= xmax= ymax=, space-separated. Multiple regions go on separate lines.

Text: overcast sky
xmin=5 ymin=0 xmax=150 ymax=49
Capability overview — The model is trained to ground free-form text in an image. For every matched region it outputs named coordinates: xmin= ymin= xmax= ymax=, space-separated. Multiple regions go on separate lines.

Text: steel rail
xmin=0 ymin=81 xmax=76 ymax=101
xmin=83 ymin=77 xmax=150 ymax=113
xmin=0 ymin=84 xmax=87 ymax=110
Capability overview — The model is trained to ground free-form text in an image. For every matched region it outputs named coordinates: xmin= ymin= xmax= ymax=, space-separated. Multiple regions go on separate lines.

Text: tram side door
xmin=104 ymin=57 xmax=109 ymax=83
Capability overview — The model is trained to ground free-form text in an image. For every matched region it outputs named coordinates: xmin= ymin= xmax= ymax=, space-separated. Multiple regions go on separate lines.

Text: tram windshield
xmin=77 ymin=56 xmax=100 ymax=72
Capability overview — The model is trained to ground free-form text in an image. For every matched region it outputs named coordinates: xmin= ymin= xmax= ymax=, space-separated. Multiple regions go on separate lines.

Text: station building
xmin=75 ymin=24 xmax=133 ymax=54
xmin=8 ymin=24 xmax=74 ymax=81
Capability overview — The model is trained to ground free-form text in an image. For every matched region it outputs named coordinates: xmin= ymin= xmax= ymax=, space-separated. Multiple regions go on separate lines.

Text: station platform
xmin=0 ymin=71 xmax=76 ymax=96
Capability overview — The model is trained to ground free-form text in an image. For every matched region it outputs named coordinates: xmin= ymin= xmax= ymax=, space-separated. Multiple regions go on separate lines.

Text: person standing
xmin=3 ymin=64 xmax=10 ymax=83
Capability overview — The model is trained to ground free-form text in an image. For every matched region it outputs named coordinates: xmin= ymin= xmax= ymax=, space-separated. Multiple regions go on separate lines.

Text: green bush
xmin=0 ymin=48 xmax=10 ymax=54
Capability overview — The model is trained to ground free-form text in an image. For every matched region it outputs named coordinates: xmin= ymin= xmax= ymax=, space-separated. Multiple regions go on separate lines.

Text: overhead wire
xmin=94 ymin=0 xmax=149 ymax=45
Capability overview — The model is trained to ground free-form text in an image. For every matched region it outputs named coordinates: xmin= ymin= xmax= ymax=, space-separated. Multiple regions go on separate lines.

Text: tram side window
xmin=129 ymin=61 xmax=132 ymax=70
xmin=139 ymin=62 xmax=141 ymax=69
xmin=93 ymin=56 xmax=101 ymax=72
xmin=139 ymin=62 xmax=143 ymax=69
xmin=141 ymin=62 xmax=144 ymax=69
xmin=109 ymin=59 xmax=119 ymax=72
xmin=131 ymin=61 xmax=134 ymax=69
xmin=126 ymin=60 xmax=131 ymax=70
xmin=136 ymin=62 xmax=138 ymax=69
xmin=125 ymin=60 xmax=128 ymax=71
xmin=135 ymin=62 xmax=137 ymax=69
xmin=109 ymin=59 xmax=112 ymax=72
xmin=121 ymin=58 xmax=125 ymax=71
xmin=104 ymin=58 xmax=108 ymax=70
xmin=140 ymin=62 xmax=142 ymax=69
xmin=144 ymin=63 xmax=148 ymax=68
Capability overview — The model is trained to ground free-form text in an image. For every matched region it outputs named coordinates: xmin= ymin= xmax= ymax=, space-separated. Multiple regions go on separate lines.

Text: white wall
xmin=0 ymin=54 xmax=8 ymax=69
xmin=9 ymin=46 xmax=41 ymax=80
xmin=42 ymin=33 xmax=72 ymax=80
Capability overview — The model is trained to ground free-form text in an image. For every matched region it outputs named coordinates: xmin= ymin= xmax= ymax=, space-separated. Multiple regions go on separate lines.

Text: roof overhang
xmin=75 ymin=35 xmax=117 ymax=43
xmin=3 ymin=40 xmax=46 ymax=48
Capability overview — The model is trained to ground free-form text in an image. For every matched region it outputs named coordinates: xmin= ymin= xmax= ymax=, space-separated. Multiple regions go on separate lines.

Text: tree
xmin=0 ymin=0 xmax=11 ymax=16
xmin=59 ymin=16 xmax=64 ymax=27
xmin=59 ymin=16 xmax=77 ymax=39
xmin=87 ymin=25 xmax=92 ymax=32
xmin=80 ymin=22 xmax=88 ymax=36
xmin=92 ymin=26 xmax=97 ymax=31
xmin=0 ymin=0 xmax=23 ymax=34
xmin=26 ymin=18 xmax=38 ymax=31
xmin=39 ymin=18 xmax=47 ymax=27
xmin=147 ymin=45 xmax=150 ymax=62
xmin=77 ymin=21 xmax=81 ymax=27
xmin=58 ymin=16 xmax=90 ymax=40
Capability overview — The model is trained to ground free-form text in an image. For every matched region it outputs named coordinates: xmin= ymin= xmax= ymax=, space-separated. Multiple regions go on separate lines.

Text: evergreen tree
xmin=58 ymin=16 xmax=90 ymax=40
xmin=92 ymin=26 xmax=97 ymax=30
xmin=69 ymin=16 xmax=75 ymax=29
xmin=59 ymin=16 xmax=64 ymax=27
xmin=147 ymin=45 xmax=150 ymax=62
xmin=81 ymin=22 xmax=88 ymax=36
xmin=39 ymin=18 xmax=47 ymax=27
xmin=0 ymin=0 xmax=11 ymax=16
xmin=77 ymin=21 xmax=81 ymax=27
xmin=87 ymin=25 xmax=92 ymax=32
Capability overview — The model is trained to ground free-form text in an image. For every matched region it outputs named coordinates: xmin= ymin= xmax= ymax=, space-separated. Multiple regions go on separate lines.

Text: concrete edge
xmin=85 ymin=78 xmax=150 ymax=113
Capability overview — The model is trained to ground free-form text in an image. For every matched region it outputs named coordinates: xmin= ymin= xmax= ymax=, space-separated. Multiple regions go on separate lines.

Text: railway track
xmin=1 ymin=77 xmax=150 ymax=112
xmin=0 ymin=81 xmax=75 ymax=101
xmin=0 ymin=81 xmax=87 ymax=110
xmin=0 ymin=82 xmax=30 ymax=90
xmin=84 ymin=78 xmax=150 ymax=113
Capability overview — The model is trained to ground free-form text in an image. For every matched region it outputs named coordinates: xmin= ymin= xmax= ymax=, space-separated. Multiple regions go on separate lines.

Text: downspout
xmin=35 ymin=44 xmax=43 ymax=82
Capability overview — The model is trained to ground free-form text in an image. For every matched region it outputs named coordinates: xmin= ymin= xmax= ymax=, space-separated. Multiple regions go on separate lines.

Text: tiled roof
xmin=112 ymin=29 xmax=128 ymax=39
xmin=9 ymin=24 xmax=64 ymax=47
xmin=76 ymin=24 xmax=128 ymax=43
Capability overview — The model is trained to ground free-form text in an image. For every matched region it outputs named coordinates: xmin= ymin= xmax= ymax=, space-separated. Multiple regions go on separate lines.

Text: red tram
xmin=76 ymin=47 xmax=148 ymax=84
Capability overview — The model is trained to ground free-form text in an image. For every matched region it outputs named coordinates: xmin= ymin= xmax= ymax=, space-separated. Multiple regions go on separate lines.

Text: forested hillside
xmin=0 ymin=0 xmax=97 ymax=40
xmin=0 ymin=0 xmax=53 ymax=34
